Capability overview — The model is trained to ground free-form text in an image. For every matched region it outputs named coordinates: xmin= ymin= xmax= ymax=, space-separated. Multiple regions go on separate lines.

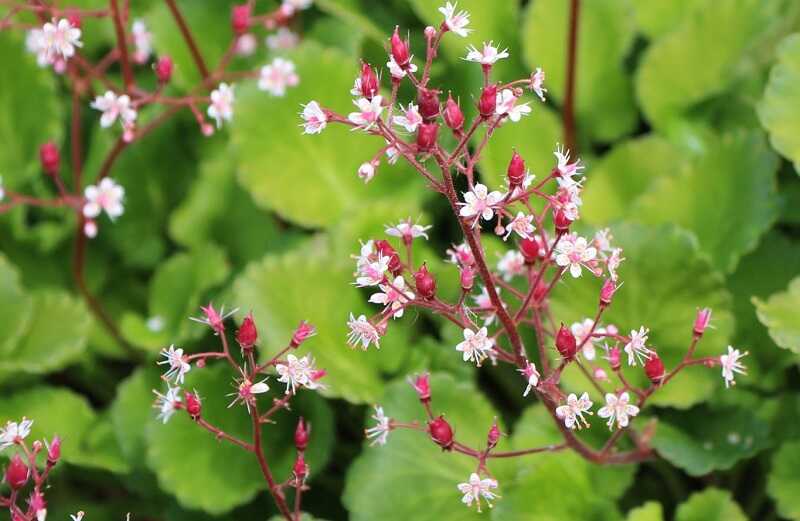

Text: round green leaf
xmin=147 ymin=363 xmax=334 ymax=515
xmin=0 ymin=254 xmax=33 ymax=355
xmin=626 ymin=502 xmax=664 ymax=521
xmin=759 ymin=33 xmax=800 ymax=174
xmin=631 ymin=0 xmax=705 ymax=40
xmin=674 ymin=488 xmax=747 ymax=521
xmin=767 ymin=440 xmax=800 ymax=520
xmin=753 ymin=276 xmax=800 ymax=354
xmin=522 ymin=0 xmax=638 ymax=142
xmin=550 ymin=223 xmax=734 ymax=408
xmin=343 ymin=373 xmax=513 ymax=521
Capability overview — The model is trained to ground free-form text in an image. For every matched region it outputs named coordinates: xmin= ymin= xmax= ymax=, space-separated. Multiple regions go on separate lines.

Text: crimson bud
xmin=46 ymin=436 xmax=61 ymax=464
xmin=644 ymin=354 xmax=666 ymax=384
xmin=693 ymin=308 xmax=712 ymax=337
xmin=460 ymin=265 xmax=475 ymax=291
xmin=554 ymin=209 xmax=572 ymax=232
xmin=443 ymin=94 xmax=464 ymax=130
xmin=519 ymin=236 xmax=543 ymax=263
xmin=409 ymin=373 xmax=431 ymax=402
xmin=67 ymin=12 xmax=81 ymax=29
xmin=427 ymin=415 xmax=454 ymax=450
xmin=291 ymin=321 xmax=316 ymax=347
xmin=555 ymin=323 xmax=577 ymax=360
xmin=155 ymin=56 xmax=173 ymax=83
xmin=231 ymin=4 xmax=251 ymax=35
xmin=39 ymin=142 xmax=60 ymax=176
xmin=478 ymin=84 xmax=497 ymax=118
xmin=600 ymin=279 xmax=618 ymax=307
xmin=390 ymin=27 xmax=410 ymax=67
xmin=414 ymin=263 xmax=437 ymax=300
xmin=5 ymin=454 xmax=29 ymax=489
xmin=295 ymin=417 xmax=310 ymax=451
xmin=507 ymin=150 xmax=526 ymax=187
xmin=359 ymin=62 xmax=379 ymax=99
xmin=416 ymin=122 xmax=439 ymax=151
xmin=608 ymin=347 xmax=621 ymax=371
xmin=185 ymin=391 xmax=202 ymax=419
xmin=236 ymin=313 xmax=258 ymax=351
xmin=375 ymin=239 xmax=402 ymax=275
xmin=417 ymin=88 xmax=440 ymax=121
xmin=487 ymin=421 xmax=501 ymax=450
xmin=293 ymin=453 xmax=308 ymax=480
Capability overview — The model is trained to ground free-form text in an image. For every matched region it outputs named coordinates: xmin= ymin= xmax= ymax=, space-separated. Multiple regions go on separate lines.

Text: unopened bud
xmin=554 ymin=209 xmax=572 ymax=232
xmin=427 ymin=415 xmax=453 ymax=450
xmin=693 ymin=308 xmax=712 ymax=337
xmin=443 ymin=94 xmax=464 ymax=130
xmin=291 ymin=321 xmax=316 ymax=347
xmin=556 ymin=323 xmax=577 ymax=360
xmin=390 ymin=27 xmax=410 ymax=67
xmin=644 ymin=354 xmax=665 ymax=384
xmin=236 ymin=313 xmax=258 ymax=351
xmin=607 ymin=346 xmax=621 ymax=370
xmin=507 ymin=150 xmax=526 ymax=186
xmin=479 ymin=84 xmax=497 ymax=118
xmin=293 ymin=453 xmax=308 ymax=480
xmin=414 ymin=263 xmax=437 ymax=300
xmin=359 ymin=62 xmax=379 ymax=100
xmin=295 ymin=417 xmax=309 ymax=451
xmin=519 ymin=236 xmax=543 ymax=263
xmin=47 ymin=436 xmax=61 ymax=464
xmin=231 ymin=4 xmax=251 ymax=35
xmin=185 ymin=391 xmax=202 ymax=419
xmin=67 ymin=12 xmax=81 ymax=29
xmin=424 ymin=26 xmax=437 ymax=39
xmin=5 ymin=454 xmax=29 ymax=489
xmin=32 ymin=440 xmax=42 ymax=453
xmin=375 ymin=239 xmax=402 ymax=275
xmin=460 ymin=265 xmax=474 ymax=291
xmin=29 ymin=491 xmax=46 ymax=520
xmin=155 ymin=56 xmax=173 ymax=83
xmin=417 ymin=88 xmax=440 ymax=121
xmin=408 ymin=373 xmax=431 ymax=402
xmin=487 ymin=421 xmax=501 ymax=449
xmin=416 ymin=122 xmax=439 ymax=151
xmin=600 ymin=279 xmax=618 ymax=307
xmin=39 ymin=141 xmax=60 ymax=176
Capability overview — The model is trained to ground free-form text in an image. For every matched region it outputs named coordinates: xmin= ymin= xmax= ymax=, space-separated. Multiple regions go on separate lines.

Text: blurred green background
xmin=1 ymin=0 xmax=800 ymax=519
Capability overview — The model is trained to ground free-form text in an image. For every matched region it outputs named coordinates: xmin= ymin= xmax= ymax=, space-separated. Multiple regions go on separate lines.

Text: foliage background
xmin=1 ymin=0 xmax=800 ymax=519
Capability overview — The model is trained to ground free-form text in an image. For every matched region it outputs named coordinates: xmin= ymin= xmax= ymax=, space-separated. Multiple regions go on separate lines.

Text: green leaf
xmin=632 ymin=131 xmax=779 ymax=273
xmin=759 ymin=33 xmax=800 ymax=174
xmin=651 ymin=406 xmax=770 ymax=476
xmin=626 ymin=502 xmax=664 ymax=521
xmin=314 ymin=0 xmax=386 ymax=43
xmin=232 ymin=41 xmax=423 ymax=229
xmin=674 ymin=488 xmax=747 ymax=521
xmin=232 ymin=242 xmax=408 ymax=403
xmin=68 ymin=415 xmax=131 ymax=474
xmin=0 ymin=32 xmax=63 ymax=189
xmin=767 ymin=440 xmax=800 ymax=520
xmin=550 ymin=223 xmax=734 ymax=408
xmin=111 ymin=367 xmax=163 ymax=468
xmin=0 ymin=254 xmax=33 ymax=355
xmin=522 ymin=0 xmax=638 ymax=141
xmin=631 ymin=0 xmax=705 ymax=40
xmin=344 ymin=373 xmax=513 ymax=521
xmin=635 ymin=0 xmax=800 ymax=130
xmin=493 ymin=405 xmax=635 ymax=521
xmin=147 ymin=363 xmax=334 ymax=515
xmin=753 ymin=276 xmax=800 ymax=354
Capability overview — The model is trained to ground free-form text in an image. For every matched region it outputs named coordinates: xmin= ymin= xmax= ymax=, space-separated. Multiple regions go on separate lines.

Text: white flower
xmin=83 ymin=178 xmax=125 ymax=220
xmin=393 ymin=103 xmax=423 ymax=132
xmin=570 ymin=318 xmax=605 ymax=360
xmin=496 ymin=89 xmax=531 ymax=122
xmin=598 ymin=392 xmax=639 ymax=430
xmin=503 ymin=212 xmax=535 ymax=241
xmin=208 ymin=83 xmax=235 ymax=128
xmin=157 ymin=345 xmax=191 ymax=384
xmin=131 ymin=19 xmax=152 ymax=63
xmin=358 ymin=162 xmax=376 ymax=183
xmin=386 ymin=218 xmax=431 ymax=241
xmin=497 ymin=250 xmax=526 ymax=281
xmin=228 ymin=378 xmax=270 ymax=411
xmin=458 ymin=183 xmax=503 ymax=227
xmin=91 ymin=91 xmax=137 ymax=129
xmin=457 ymin=473 xmax=499 ymax=512
xmin=531 ymin=67 xmax=546 ymax=101
xmin=258 ymin=58 xmax=299 ymax=96
xmin=447 ymin=242 xmax=474 ymax=266
xmin=594 ymin=228 xmax=614 ymax=253
xmin=624 ymin=326 xmax=653 ymax=366
xmin=280 ymin=0 xmax=313 ymax=16
xmin=365 ymin=405 xmax=391 ymax=446
xmin=348 ymin=96 xmax=384 ymax=130
xmin=26 ymin=29 xmax=50 ymax=67
xmin=301 ymin=101 xmax=327 ymax=134
xmin=0 ymin=176 xmax=4 ymax=202
xmin=456 ymin=327 xmax=494 ymax=366
xmin=355 ymin=254 xmax=389 ymax=287
xmin=473 ymin=286 xmax=499 ymax=325
xmin=554 ymin=144 xmax=584 ymax=186
xmin=518 ymin=361 xmax=540 ymax=397
xmin=387 ymin=55 xmax=418 ymax=79
xmin=153 ymin=386 xmax=182 ymax=424
xmin=370 ymin=276 xmax=414 ymax=318
xmin=556 ymin=392 xmax=593 ymax=430
xmin=235 ymin=33 xmax=258 ymax=56
xmin=720 ymin=346 xmax=748 ymax=388
xmin=465 ymin=41 xmax=509 ymax=65
xmin=41 ymin=18 xmax=82 ymax=61
xmin=276 ymin=354 xmax=321 ymax=394
xmin=385 ymin=143 xmax=399 ymax=164
xmin=0 ymin=418 xmax=33 ymax=451
xmin=347 ymin=313 xmax=381 ymax=350
xmin=266 ymin=27 xmax=299 ymax=50
xmin=352 ymin=239 xmax=376 ymax=269
xmin=554 ymin=234 xmax=597 ymax=278
xmin=70 ymin=512 xmax=85 ymax=521
xmin=607 ymin=248 xmax=625 ymax=281
xmin=439 ymin=2 xmax=471 ymax=37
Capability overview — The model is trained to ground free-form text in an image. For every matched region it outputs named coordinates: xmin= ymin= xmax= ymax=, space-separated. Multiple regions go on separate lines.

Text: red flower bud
xmin=507 ymin=151 xmax=526 ymax=187
xmin=460 ymin=265 xmax=475 ymax=291
xmin=608 ymin=346 xmax=621 ymax=371
xmin=554 ymin=209 xmax=572 ymax=232
xmin=184 ymin=391 xmax=202 ymax=419
xmin=408 ymin=373 xmax=431 ymax=402
xmin=67 ymin=12 xmax=81 ymax=29
xmin=46 ymin=436 xmax=61 ymax=464
xmin=39 ymin=141 xmax=60 ymax=176
xmin=427 ymin=415 xmax=453 ymax=450
xmin=414 ymin=263 xmax=437 ymax=300
xmin=291 ymin=321 xmax=316 ymax=347
xmin=416 ymin=122 xmax=439 ymax=151
xmin=5 ymin=454 xmax=29 ymax=489
xmin=236 ymin=313 xmax=258 ymax=351
xmin=231 ymin=4 xmax=251 ymax=35
xmin=479 ymin=84 xmax=498 ymax=118
xmin=519 ymin=236 xmax=543 ymax=263
xmin=293 ymin=453 xmax=308 ymax=480
xmin=29 ymin=491 xmax=46 ymax=517
xmin=155 ymin=56 xmax=173 ymax=84
xmin=295 ymin=417 xmax=309 ymax=451
xmin=487 ymin=421 xmax=501 ymax=449
xmin=418 ymin=88 xmax=440 ymax=121
xmin=556 ymin=323 xmax=577 ymax=360
xmin=443 ymin=94 xmax=464 ymax=130
xmin=644 ymin=355 xmax=665 ymax=384
xmin=375 ymin=239 xmax=402 ymax=275
xmin=600 ymin=279 xmax=618 ymax=307
xmin=360 ymin=62 xmax=379 ymax=100
xmin=390 ymin=26 xmax=410 ymax=67
xmin=693 ymin=307 xmax=712 ymax=337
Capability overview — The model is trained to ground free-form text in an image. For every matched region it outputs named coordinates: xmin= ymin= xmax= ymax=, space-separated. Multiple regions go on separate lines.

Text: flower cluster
xmin=305 ymin=3 xmax=750 ymax=511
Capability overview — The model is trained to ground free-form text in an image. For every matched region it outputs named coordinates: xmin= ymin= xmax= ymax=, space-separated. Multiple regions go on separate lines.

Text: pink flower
xmin=554 ymin=144 xmax=584 ymax=186
xmin=266 ymin=27 xmax=299 ymax=50
xmin=369 ymin=276 xmax=414 ymax=318
xmin=393 ymin=103 xmax=423 ymax=132
xmin=358 ymin=161 xmax=377 ymax=183
xmin=503 ymin=212 xmax=535 ymax=241
xmin=556 ymin=392 xmax=593 ymax=430
xmin=497 ymin=250 xmax=526 ymax=281
xmin=91 ymin=91 xmax=137 ymax=129
xmin=624 ymin=326 xmax=653 ymax=366
xmin=235 ymin=33 xmax=258 ymax=56
xmin=208 ymin=83 xmax=235 ymax=128
xmin=365 ymin=406 xmax=391 ymax=446
xmin=386 ymin=218 xmax=431 ymax=241
xmin=465 ymin=42 xmax=509 ymax=65
xmin=459 ymin=183 xmax=504 ymax=227
xmin=439 ymin=2 xmax=471 ymax=37
xmin=347 ymin=313 xmax=381 ymax=350
xmin=131 ymin=19 xmax=152 ymax=64
xmin=157 ymin=345 xmax=191 ymax=384
xmin=41 ymin=18 xmax=82 ymax=61
xmin=387 ymin=55 xmax=417 ymax=79
xmin=258 ymin=58 xmax=299 ymax=96
xmin=153 ymin=386 xmax=182 ymax=424
xmin=348 ymin=96 xmax=384 ymax=130
xmin=301 ymin=101 xmax=327 ymax=134
xmin=496 ymin=89 xmax=531 ymax=122
xmin=720 ymin=346 xmax=748 ymax=388
xmin=228 ymin=378 xmax=270 ymax=412
xmin=598 ymin=392 xmax=639 ymax=430
xmin=457 ymin=473 xmax=499 ymax=512
xmin=276 ymin=354 xmax=325 ymax=394
xmin=0 ymin=418 xmax=33 ymax=451
xmin=518 ymin=361 xmax=540 ymax=396
xmin=530 ymin=67 xmax=546 ymax=101
xmin=83 ymin=178 xmax=125 ymax=220
xmin=456 ymin=327 xmax=493 ymax=366
xmin=607 ymin=248 xmax=625 ymax=280
xmin=189 ymin=303 xmax=238 ymax=334
xmin=570 ymin=318 xmax=605 ymax=360
xmin=554 ymin=234 xmax=597 ymax=278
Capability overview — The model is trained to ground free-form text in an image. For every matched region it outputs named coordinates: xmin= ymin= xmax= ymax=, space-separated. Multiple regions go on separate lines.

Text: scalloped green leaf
xmin=0 ymin=254 xmax=33 ymax=355
xmin=626 ymin=502 xmax=664 ymax=521
xmin=674 ymin=488 xmax=746 ymax=521
xmin=632 ymin=131 xmax=779 ymax=273
xmin=232 ymin=41 xmax=424 ymax=229
xmin=344 ymin=373 xmax=513 ymax=521
xmin=550 ymin=223 xmax=734 ymax=408
xmin=635 ymin=0 xmax=800 ymax=130
xmin=651 ymin=406 xmax=770 ymax=476
xmin=232 ymin=242 xmax=409 ymax=403
xmin=759 ymin=34 xmax=800 ymax=173
xmin=753 ymin=276 xmax=800 ymax=354
xmin=767 ymin=440 xmax=800 ymax=520
xmin=522 ymin=0 xmax=637 ymax=141
xmin=493 ymin=405 xmax=635 ymax=521
xmin=0 ymin=32 xmax=63 ymax=189
xmin=314 ymin=0 xmax=386 ymax=43
xmin=147 ymin=363 xmax=334 ymax=515
xmin=631 ymin=0 xmax=705 ymax=40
